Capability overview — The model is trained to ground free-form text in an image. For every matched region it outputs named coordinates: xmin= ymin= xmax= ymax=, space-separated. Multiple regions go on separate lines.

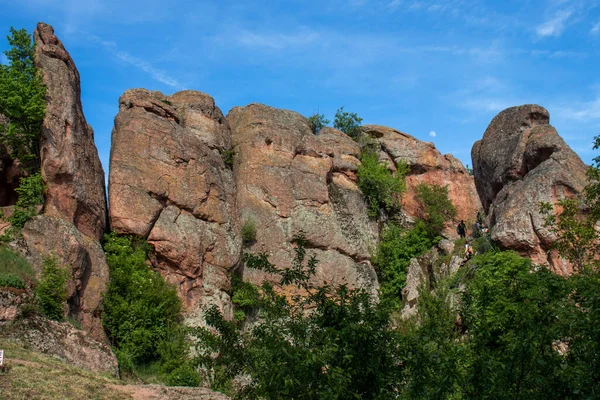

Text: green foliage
xmin=241 ymin=219 xmax=257 ymax=247
xmin=102 ymin=233 xmax=186 ymax=372
xmin=196 ymin=234 xmax=404 ymax=399
xmin=9 ymin=172 xmax=44 ymax=228
xmin=231 ymin=276 xmax=262 ymax=313
xmin=414 ymin=183 xmax=457 ymax=238
xmin=221 ymin=149 xmax=234 ymax=168
xmin=0 ymin=27 xmax=46 ymax=171
xmin=308 ymin=112 xmax=330 ymax=134
xmin=372 ymin=221 xmax=432 ymax=306
xmin=36 ymin=256 xmax=68 ymax=321
xmin=0 ymin=245 xmax=36 ymax=288
xmin=357 ymin=151 xmax=407 ymax=217
xmin=333 ymin=106 xmax=362 ymax=139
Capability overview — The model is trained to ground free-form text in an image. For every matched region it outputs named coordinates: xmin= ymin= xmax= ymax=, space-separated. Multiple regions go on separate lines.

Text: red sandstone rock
xmin=472 ymin=105 xmax=588 ymax=275
xmin=109 ymin=89 xmax=240 ymax=324
xmin=34 ymin=23 xmax=107 ymax=241
xmin=228 ymin=104 xmax=378 ymax=295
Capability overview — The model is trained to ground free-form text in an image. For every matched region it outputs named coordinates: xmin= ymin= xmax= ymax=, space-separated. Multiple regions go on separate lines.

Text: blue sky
xmin=1 ymin=0 xmax=599 ymax=172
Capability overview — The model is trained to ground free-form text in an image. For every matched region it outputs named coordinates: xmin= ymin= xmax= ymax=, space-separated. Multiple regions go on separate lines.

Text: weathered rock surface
xmin=472 ymin=105 xmax=588 ymax=274
xmin=228 ymin=105 xmax=378 ymax=294
xmin=109 ymin=89 xmax=240 ymax=323
xmin=0 ymin=286 xmax=35 ymax=323
xmin=21 ymin=215 xmax=110 ymax=342
xmin=34 ymin=23 xmax=107 ymax=241
xmin=108 ymin=384 xmax=231 ymax=399
xmin=3 ymin=316 xmax=118 ymax=376
xmin=363 ymin=125 xmax=482 ymax=235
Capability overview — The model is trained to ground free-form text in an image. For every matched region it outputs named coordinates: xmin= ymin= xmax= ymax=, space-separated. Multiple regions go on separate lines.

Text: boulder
xmin=472 ymin=105 xmax=588 ymax=274
xmin=109 ymin=89 xmax=240 ymax=324
xmin=21 ymin=215 xmax=110 ymax=342
xmin=228 ymin=104 xmax=378 ymax=295
xmin=3 ymin=316 xmax=118 ymax=376
xmin=363 ymin=125 xmax=482 ymax=236
xmin=34 ymin=23 xmax=107 ymax=241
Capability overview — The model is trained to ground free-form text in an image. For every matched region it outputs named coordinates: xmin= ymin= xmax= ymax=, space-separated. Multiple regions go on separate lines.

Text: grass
xmin=0 ymin=247 xmax=36 ymax=289
xmin=0 ymin=339 xmax=130 ymax=400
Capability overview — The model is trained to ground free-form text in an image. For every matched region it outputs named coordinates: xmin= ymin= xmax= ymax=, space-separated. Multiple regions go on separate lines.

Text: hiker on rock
xmin=457 ymin=220 xmax=466 ymax=239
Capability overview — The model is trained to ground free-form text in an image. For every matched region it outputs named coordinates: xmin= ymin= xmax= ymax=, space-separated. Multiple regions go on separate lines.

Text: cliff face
xmin=472 ymin=105 xmax=589 ymax=275
xmin=228 ymin=105 xmax=379 ymax=296
xmin=108 ymin=89 xmax=241 ymax=323
xmin=364 ymin=125 xmax=482 ymax=235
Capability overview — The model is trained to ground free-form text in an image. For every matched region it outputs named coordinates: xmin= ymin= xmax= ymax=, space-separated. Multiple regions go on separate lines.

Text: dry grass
xmin=0 ymin=338 xmax=130 ymax=400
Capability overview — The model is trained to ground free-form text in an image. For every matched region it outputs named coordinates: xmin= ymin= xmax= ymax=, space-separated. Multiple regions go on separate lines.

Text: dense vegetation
xmin=0 ymin=27 xmax=46 ymax=171
xmin=0 ymin=246 xmax=35 ymax=289
xmin=101 ymin=233 xmax=197 ymax=386
xmin=36 ymin=256 xmax=68 ymax=321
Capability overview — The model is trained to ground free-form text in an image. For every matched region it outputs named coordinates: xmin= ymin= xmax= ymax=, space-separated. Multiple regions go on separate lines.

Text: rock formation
xmin=22 ymin=215 xmax=110 ymax=342
xmin=363 ymin=125 xmax=482 ymax=234
xmin=228 ymin=104 xmax=378 ymax=295
xmin=472 ymin=105 xmax=588 ymax=274
xmin=109 ymin=89 xmax=241 ymax=323
xmin=34 ymin=22 xmax=107 ymax=241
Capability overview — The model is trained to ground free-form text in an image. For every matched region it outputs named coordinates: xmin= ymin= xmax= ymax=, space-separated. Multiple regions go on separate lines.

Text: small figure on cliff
xmin=457 ymin=220 xmax=466 ymax=239
xmin=464 ymin=240 xmax=473 ymax=259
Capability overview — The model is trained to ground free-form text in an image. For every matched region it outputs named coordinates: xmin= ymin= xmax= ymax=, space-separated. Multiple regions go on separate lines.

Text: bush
xmin=0 ymin=273 xmax=25 ymax=288
xmin=241 ymin=219 xmax=256 ymax=247
xmin=333 ymin=106 xmax=362 ymax=139
xmin=102 ymin=233 xmax=187 ymax=370
xmin=221 ymin=149 xmax=234 ymax=168
xmin=414 ymin=183 xmax=457 ymax=238
xmin=9 ymin=172 xmax=44 ymax=228
xmin=0 ymin=27 xmax=46 ymax=171
xmin=165 ymin=363 xmax=201 ymax=387
xmin=36 ymin=256 xmax=68 ymax=321
xmin=372 ymin=221 xmax=433 ymax=306
xmin=357 ymin=151 xmax=407 ymax=217
xmin=308 ymin=112 xmax=329 ymax=134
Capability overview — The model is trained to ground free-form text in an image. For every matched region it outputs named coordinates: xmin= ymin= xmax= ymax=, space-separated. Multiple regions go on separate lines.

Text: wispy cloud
xmin=558 ymin=96 xmax=600 ymax=120
xmin=429 ymin=130 xmax=437 ymax=137
xmin=535 ymin=9 xmax=573 ymax=37
xmin=90 ymin=36 xmax=182 ymax=89
xmin=234 ymin=30 xmax=320 ymax=50
xmin=591 ymin=21 xmax=600 ymax=36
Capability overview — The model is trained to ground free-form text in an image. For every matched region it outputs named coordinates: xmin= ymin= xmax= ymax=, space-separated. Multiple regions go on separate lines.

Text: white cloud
xmin=558 ymin=96 xmax=600 ymax=121
xmin=429 ymin=130 xmax=437 ymax=137
xmin=591 ymin=21 xmax=600 ymax=36
xmin=535 ymin=9 xmax=573 ymax=37
xmin=91 ymin=36 xmax=182 ymax=89
xmin=235 ymin=30 xmax=320 ymax=50
xmin=387 ymin=0 xmax=401 ymax=8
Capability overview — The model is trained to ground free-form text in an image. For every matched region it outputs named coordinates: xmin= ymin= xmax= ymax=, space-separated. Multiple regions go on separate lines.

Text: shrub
xmin=221 ymin=149 xmax=234 ymax=168
xmin=414 ymin=183 xmax=457 ymax=238
xmin=0 ymin=273 xmax=25 ymax=289
xmin=102 ymin=233 xmax=186 ymax=368
xmin=36 ymin=256 xmax=68 ymax=321
xmin=9 ymin=172 xmax=44 ymax=228
xmin=241 ymin=219 xmax=256 ymax=246
xmin=372 ymin=221 xmax=433 ymax=306
xmin=308 ymin=112 xmax=329 ymax=134
xmin=357 ymin=151 xmax=407 ymax=217
xmin=333 ymin=106 xmax=362 ymax=139
xmin=0 ymin=27 xmax=46 ymax=171
xmin=165 ymin=363 xmax=201 ymax=387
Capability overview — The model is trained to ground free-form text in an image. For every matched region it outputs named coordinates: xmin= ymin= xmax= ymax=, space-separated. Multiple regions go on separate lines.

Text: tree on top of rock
xmin=0 ymin=27 xmax=46 ymax=171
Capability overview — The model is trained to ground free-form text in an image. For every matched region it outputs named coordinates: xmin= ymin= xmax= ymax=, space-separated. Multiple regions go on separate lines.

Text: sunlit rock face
xmin=109 ymin=88 xmax=241 ymax=324
xmin=472 ymin=104 xmax=588 ymax=275
xmin=228 ymin=104 xmax=379 ymax=296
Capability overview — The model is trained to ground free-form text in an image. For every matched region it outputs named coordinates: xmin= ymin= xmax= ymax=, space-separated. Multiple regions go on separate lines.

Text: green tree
xmin=196 ymin=234 xmax=404 ymax=399
xmin=36 ymin=256 xmax=68 ymax=321
xmin=0 ymin=27 xmax=46 ymax=171
xmin=9 ymin=172 xmax=44 ymax=228
xmin=308 ymin=112 xmax=329 ymax=134
xmin=333 ymin=106 xmax=362 ymax=139
xmin=357 ymin=151 xmax=407 ymax=218
xmin=414 ymin=183 xmax=457 ymax=239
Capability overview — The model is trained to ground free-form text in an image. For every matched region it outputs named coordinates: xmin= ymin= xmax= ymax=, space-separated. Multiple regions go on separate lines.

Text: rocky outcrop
xmin=363 ymin=125 xmax=482 ymax=235
xmin=228 ymin=105 xmax=378 ymax=295
xmin=21 ymin=215 xmax=110 ymax=342
xmin=34 ymin=23 xmax=107 ymax=241
xmin=109 ymin=89 xmax=240 ymax=323
xmin=472 ymin=105 xmax=588 ymax=274
xmin=3 ymin=316 xmax=118 ymax=376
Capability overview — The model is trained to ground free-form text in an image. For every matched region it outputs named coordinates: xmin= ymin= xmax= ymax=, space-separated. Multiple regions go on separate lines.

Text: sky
xmin=1 ymin=0 xmax=599 ymax=172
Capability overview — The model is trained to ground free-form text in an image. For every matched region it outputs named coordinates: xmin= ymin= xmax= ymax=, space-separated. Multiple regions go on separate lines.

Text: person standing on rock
xmin=457 ymin=220 xmax=466 ymax=239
